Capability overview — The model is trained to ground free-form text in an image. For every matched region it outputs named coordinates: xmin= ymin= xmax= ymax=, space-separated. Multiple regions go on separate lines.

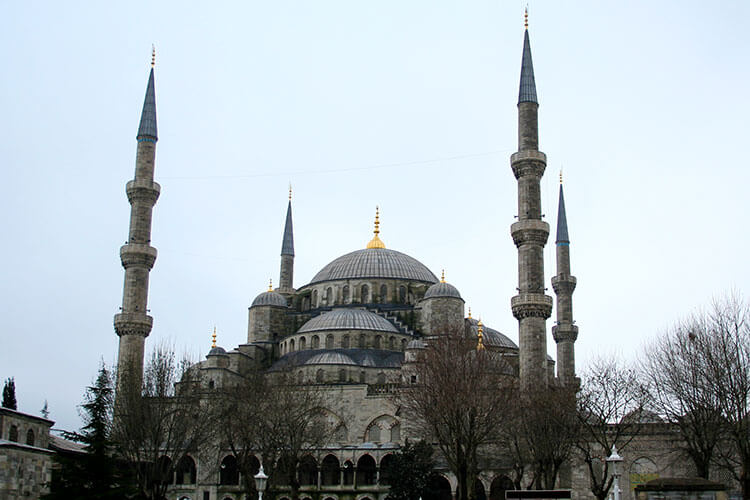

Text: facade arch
xmin=290 ymin=338 xmax=295 ymax=351
xmin=299 ymin=336 xmax=306 ymax=350
xmin=299 ymin=455 xmax=318 ymax=486
xmin=175 ymin=455 xmax=197 ymax=485
xmin=316 ymin=369 xmax=325 ymax=382
xmin=8 ymin=425 xmax=18 ymax=442
xmin=356 ymin=454 xmax=377 ymax=485
xmin=342 ymin=334 xmax=350 ymax=348
xmin=398 ymin=285 xmax=407 ymax=303
xmin=157 ymin=455 xmax=173 ymax=485
xmin=321 ymin=454 xmax=341 ymax=486
xmin=312 ymin=335 xmax=320 ymax=349
xmin=325 ymin=287 xmax=333 ymax=305
xmin=389 ymin=336 xmax=396 ymax=350
xmin=343 ymin=460 xmax=354 ymax=485
xmin=379 ymin=454 xmax=395 ymax=485
xmin=326 ymin=334 xmax=334 ymax=349
xmin=312 ymin=289 xmax=318 ymax=308
xmin=25 ymin=428 xmax=34 ymax=446
xmin=359 ymin=334 xmax=366 ymax=349
xmin=428 ymin=474 xmax=453 ymax=500
xmin=379 ymin=284 xmax=388 ymax=302
xmin=220 ymin=455 xmax=239 ymax=485
xmin=374 ymin=335 xmax=382 ymax=349
xmin=490 ymin=474 xmax=514 ymax=500
xmin=364 ymin=414 xmax=399 ymax=443
xmin=342 ymin=285 xmax=350 ymax=303
xmin=361 ymin=284 xmax=369 ymax=303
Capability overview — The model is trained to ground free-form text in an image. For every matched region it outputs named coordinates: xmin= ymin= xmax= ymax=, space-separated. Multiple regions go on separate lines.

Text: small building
xmin=0 ymin=407 xmax=55 ymax=499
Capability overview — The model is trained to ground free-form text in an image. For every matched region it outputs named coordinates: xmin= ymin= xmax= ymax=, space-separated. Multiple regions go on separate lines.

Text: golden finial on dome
xmin=468 ymin=307 xmax=472 ymax=319
xmin=211 ymin=326 xmax=217 ymax=348
xmin=366 ymin=206 xmax=386 ymax=249
xmin=289 ymin=183 xmax=292 ymax=201
xmin=268 ymin=279 xmax=273 ymax=292
xmin=477 ymin=318 xmax=485 ymax=351
xmin=441 ymin=269 xmax=446 ymax=283
xmin=151 ymin=45 xmax=156 ymax=68
xmin=524 ymin=7 xmax=529 ymax=30
xmin=559 ymin=168 xmax=563 ymax=185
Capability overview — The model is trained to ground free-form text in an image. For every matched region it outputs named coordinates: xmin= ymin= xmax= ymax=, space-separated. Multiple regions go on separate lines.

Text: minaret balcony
xmin=511 ymin=293 xmax=552 ymax=319
xmin=551 ymin=275 xmax=577 ymax=294
xmin=552 ymin=323 xmax=578 ymax=342
xmin=114 ymin=312 xmax=153 ymax=337
xmin=510 ymin=150 xmax=546 ymax=179
xmin=120 ymin=243 xmax=158 ymax=269
xmin=511 ymin=220 xmax=549 ymax=247
xmin=126 ymin=179 xmax=161 ymax=205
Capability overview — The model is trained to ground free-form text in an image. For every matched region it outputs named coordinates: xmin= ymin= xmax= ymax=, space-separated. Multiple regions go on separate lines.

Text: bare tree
xmin=215 ymin=370 xmax=338 ymax=500
xmin=112 ymin=344 xmax=217 ymax=500
xmin=399 ymin=327 xmax=516 ymax=500
xmin=576 ymin=356 xmax=650 ymax=500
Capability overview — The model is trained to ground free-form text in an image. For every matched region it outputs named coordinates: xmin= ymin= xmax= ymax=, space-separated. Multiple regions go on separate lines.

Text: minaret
xmin=114 ymin=49 xmax=160 ymax=393
xmin=278 ymin=186 xmax=295 ymax=294
xmin=510 ymin=11 xmax=553 ymax=390
xmin=551 ymin=175 xmax=578 ymax=387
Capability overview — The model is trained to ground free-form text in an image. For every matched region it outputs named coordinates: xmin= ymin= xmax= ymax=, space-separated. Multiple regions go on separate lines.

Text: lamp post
xmin=606 ymin=445 xmax=623 ymax=500
xmin=254 ymin=465 xmax=268 ymax=500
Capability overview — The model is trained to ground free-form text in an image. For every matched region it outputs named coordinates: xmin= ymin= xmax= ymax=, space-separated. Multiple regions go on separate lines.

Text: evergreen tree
xmin=2 ymin=377 xmax=17 ymax=410
xmin=44 ymin=363 xmax=132 ymax=499
xmin=384 ymin=440 xmax=436 ymax=500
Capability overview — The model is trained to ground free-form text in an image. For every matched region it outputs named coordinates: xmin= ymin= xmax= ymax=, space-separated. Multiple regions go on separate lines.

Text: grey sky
xmin=1 ymin=1 xmax=748 ymax=432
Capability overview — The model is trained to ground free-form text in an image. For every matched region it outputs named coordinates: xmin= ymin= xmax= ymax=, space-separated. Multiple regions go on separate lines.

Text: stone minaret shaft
xmin=114 ymin=63 xmax=160 ymax=392
xmin=510 ymin=24 xmax=553 ymax=390
xmin=278 ymin=191 xmax=295 ymax=293
xmin=551 ymin=183 xmax=578 ymax=386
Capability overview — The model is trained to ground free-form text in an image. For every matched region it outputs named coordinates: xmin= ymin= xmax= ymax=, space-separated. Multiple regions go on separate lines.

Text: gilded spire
xmin=151 ymin=44 xmax=155 ymax=68
xmin=477 ymin=318 xmax=485 ymax=351
xmin=441 ymin=269 xmax=446 ymax=283
xmin=524 ymin=7 xmax=528 ymax=30
xmin=560 ymin=168 xmax=563 ymax=185
xmin=268 ymin=279 xmax=273 ymax=292
xmin=211 ymin=326 xmax=217 ymax=348
xmin=366 ymin=206 xmax=386 ymax=249
xmin=468 ymin=307 xmax=472 ymax=319
xmin=288 ymin=183 xmax=292 ymax=201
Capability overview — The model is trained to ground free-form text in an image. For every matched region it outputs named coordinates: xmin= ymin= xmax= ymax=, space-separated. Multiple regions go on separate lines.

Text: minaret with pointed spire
xmin=551 ymin=174 xmax=578 ymax=387
xmin=114 ymin=49 xmax=161 ymax=394
xmin=278 ymin=186 xmax=295 ymax=294
xmin=510 ymin=11 xmax=553 ymax=390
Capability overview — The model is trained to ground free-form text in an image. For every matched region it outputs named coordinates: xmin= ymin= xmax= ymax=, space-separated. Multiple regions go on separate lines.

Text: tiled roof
xmin=308 ymin=248 xmax=438 ymax=285
xmin=298 ymin=309 xmax=399 ymax=334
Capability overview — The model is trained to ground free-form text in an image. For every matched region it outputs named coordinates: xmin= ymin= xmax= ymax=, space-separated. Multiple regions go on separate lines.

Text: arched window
xmin=175 ymin=455 xmax=197 ymax=485
xmin=356 ymin=455 xmax=377 ymax=485
xmin=359 ymin=371 xmax=366 ymax=384
xmin=359 ymin=334 xmax=366 ymax=349
xmin=380 ymin=284 xmax=388 ymax=302
xmin=302 ymin=297 xmax=310 ymax=311
xmin=368 ymin=424 xmax=381 ymax=442
xmin=290 ymin=339 xmax=295 ymax=351
xmin=220 ymin=455 xmax=239 ymax=485
xmin=312 ymin=290 xmax=318 ymax=308
xmin=342 ymin=335 xmax=350 ymax=348
xmin=389 ymin=336 xmax=396 ymax=350
xmin=8 ymin=425 xmax=18 ymax=442
xmin=342 ymin=285 xmax=350 ymax=302
xmin=379 ymin=454 xmax=396 ymax=485
xmin=25 ymin=428 xmax=34 ymax=446
xmin=325 ymin=287 xmax=333 ymax=304
xmin=312 ymin=335 xmax=320 ymax=349
xmin=299 ymin=455 xmax=318 ymax=486
xmin=361 ymin=284 xmax=369 ymax=303
xmin=374 ymin=335 xmax=382 ymax=349
xmin=299 ymin=337 xmax=306 ymax=350
xmin=321 ymin=455 xmax=341 ymax=486
xmin=377 ymin=372 xmax=386 ymax=384
xmin=326 ymin=334 xmax=334 ymax=349
xmin=398 ymin=286 xmax=407 ymax=303
xmin=338 ymin=369 xmax=346 ymax=382
xmin=316 ymin=369 xmax=325 ymax=383
xmin=390 ymin=423 xmax=401 ymax=442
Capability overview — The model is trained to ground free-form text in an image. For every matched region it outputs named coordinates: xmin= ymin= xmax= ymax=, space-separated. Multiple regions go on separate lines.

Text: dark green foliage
xmin=2 ymin=377 xmax=17 ymax=410
xmin=384 ymin=439 xmax=436 ymax=500
xmin=44 ymin=363 xmax=133 ymax=499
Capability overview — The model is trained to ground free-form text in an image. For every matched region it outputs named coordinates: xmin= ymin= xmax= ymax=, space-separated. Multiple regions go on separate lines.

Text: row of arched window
xmin=6 ymin=424 xmax=35 ymax=446
xmin=306 ymin=284 xmax=409 ymax=309
xmin=280 ymin=334 xmax=407 ymax=355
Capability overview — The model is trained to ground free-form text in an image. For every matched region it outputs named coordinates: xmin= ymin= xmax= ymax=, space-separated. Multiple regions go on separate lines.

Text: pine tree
xmin=44 ymin=363 xmax=132 ymax=499
xmin=2 ymin=377 xmax=17 ymax=410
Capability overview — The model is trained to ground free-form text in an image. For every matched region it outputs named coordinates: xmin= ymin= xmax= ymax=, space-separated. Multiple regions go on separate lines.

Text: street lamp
xmin=606 ymin=445 xmax=623 ymax=500
xmin=254 ymin=464 xmax=268 ymax=500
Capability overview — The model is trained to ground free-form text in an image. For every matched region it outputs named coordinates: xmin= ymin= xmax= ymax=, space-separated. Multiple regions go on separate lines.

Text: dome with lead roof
xmin=424 ymin=281 xmax=462 ymax=300
xmin=468 ymin=318 xmax=518 ymax=349
xmin=307 ymin=248 xmax=438 ymax=285
xmin=251 ymin=290 xmax=288 ymax=308
xmin=298 ymin=308 xmax=399 ymax=334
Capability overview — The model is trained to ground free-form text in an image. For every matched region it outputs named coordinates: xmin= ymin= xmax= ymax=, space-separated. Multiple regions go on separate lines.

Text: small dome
xmin=306 ymin=352 xmax=358 ymax=366
xmin=251 ymin=291 xmax=288 ymax=308
xmin=468 ymin=319 xmax=518 ymax=349
xmin=423 ymin=281 xmax=462 ymax=300
xmin=406 ymin=339 xmax=426 ymax=350
xmin=208 ymin=346 xmax=227 ymax=356
xmin=298 ymin=309 xmax=399 ymax=334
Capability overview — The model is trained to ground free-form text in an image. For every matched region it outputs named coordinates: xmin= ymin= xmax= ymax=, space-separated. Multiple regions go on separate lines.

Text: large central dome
xmin=308 ymin=248 xmax=438 ymax=285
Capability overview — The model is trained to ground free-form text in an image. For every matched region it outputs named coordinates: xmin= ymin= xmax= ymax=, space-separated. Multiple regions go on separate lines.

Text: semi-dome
xmin=298 ymin=308 xmax=399 ymax=334
xmin=423 ymin=281 xmax=462 ymax=300
xmin=306 ymin=352 xmax=358 ymax=366
xmin=269 ymin=349 xmax=404 ymax=371
xmin=251 ymin=290 xmax=288 ymax=308
xmin=406 ymin=338 xmax=426 ymax=350
xmin=307 ymin=248 xmax=438 ymax=285
xmin=468 ymin=319 xmax=518 ymax=349
xmin=207 ymin=346 xmax=227 ymax=356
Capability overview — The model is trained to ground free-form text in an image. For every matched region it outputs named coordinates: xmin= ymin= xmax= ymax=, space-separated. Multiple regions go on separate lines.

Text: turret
xmin=278 ymin=187 xmax=295 ymax=294
xmin=551 ymin=177 xmax=578 ymax=387
xmin=114 ymin=49 xmax=161 ymax=394
xmin=248 ymin=280 xmax=288 ymax=348
xmin=510 ymin=12 xmax=553 ymax=390
xmin=419 ymin=270 xmax=464 ymax=335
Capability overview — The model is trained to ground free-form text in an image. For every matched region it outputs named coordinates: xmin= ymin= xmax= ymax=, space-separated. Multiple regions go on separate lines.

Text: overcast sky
xmin=1 ymin=1 xmax=748 ymax=432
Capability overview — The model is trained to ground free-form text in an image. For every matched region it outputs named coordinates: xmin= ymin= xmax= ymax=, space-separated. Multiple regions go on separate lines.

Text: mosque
xmin=110 ymin=13 xmax=689 ymax=500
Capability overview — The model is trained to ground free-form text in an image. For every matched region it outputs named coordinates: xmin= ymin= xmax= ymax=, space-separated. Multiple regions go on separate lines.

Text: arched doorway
xmin=175 ymin=455 xmax=196 ymax=485
xmin=426 ymin=474 xmax=452 ymax=500
xmin=356 ymin=455 xmax=377 ymax=485
xmin=379 ymin=454 xmax=395 ymax=485
xmin=490 ymin=475 xmax=515 ymax=500
xmin=321 ymin=454 xmax=340 ymax=486
xmin=299 ymin=455 xmax=318 ymax=486
xmin=220 ymin=455 xmax=239 ymax=485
